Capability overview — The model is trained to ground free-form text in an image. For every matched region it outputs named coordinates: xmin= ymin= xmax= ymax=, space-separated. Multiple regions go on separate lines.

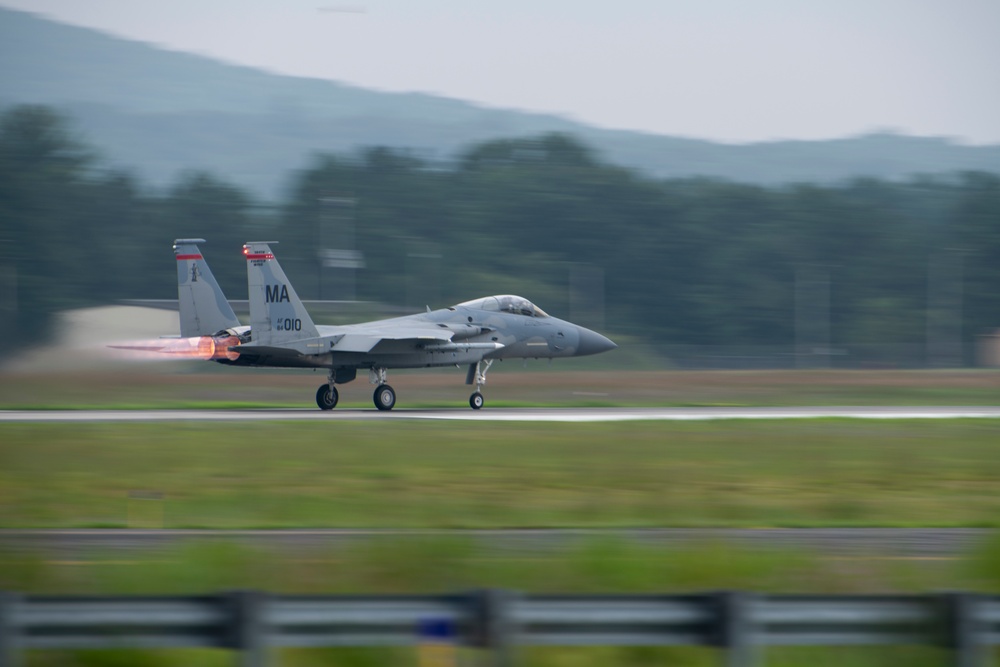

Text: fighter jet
xmin=167 ymin=239 xmax=616 ymax=410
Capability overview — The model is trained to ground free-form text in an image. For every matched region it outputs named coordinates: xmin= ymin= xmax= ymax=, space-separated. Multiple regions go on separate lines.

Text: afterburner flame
xmin=108 ymin=335 xmax=240 ymax=361
xmin=210 ymin=335 xmax=241 ymax=361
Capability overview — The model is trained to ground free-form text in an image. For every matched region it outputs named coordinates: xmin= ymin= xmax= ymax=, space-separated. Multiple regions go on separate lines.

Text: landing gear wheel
xmin=469 ymin=391 xmax=484 ymax=410
xmin=316 ymin=384 xmax=339 ymax=410
xmin=373 ymin=384 xmax=396 ymax=411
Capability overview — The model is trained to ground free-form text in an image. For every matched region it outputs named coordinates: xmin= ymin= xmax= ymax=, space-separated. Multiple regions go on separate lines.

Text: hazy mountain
xmin=3 ymin=6 xmax=999 ymax=199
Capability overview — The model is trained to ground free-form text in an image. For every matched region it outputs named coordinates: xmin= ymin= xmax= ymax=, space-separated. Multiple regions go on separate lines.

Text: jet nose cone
xmin=576 ymin=327 xmax=617 ymax=356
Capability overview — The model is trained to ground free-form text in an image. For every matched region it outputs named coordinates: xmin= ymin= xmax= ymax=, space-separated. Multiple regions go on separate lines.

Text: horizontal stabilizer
xmin=108 ymin=343 xmax=168 ymax=352
xmin=239 ymin=337 xmax=329 ymax=356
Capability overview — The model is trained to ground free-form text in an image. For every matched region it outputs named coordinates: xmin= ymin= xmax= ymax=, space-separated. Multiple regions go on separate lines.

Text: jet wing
xmin=331 ymin=327 xmax=454 ymax=354
xmin=238 ymin=325 xmax=502 ymax=357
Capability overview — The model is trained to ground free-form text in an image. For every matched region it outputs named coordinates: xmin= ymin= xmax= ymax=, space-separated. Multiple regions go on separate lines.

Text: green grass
xmin=8 ymin=533 xmax=1000 ymax=595
xmin=4 ymin=536 xmax=1000 ymax=666
xmin=4 ymin=370 xmax=1000 ymax=665
xmin=3 ymin=420 xmax=1000 ymax=529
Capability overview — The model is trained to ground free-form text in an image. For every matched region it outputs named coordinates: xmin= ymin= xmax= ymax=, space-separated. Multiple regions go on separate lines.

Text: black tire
xmin=373 ymin=384 xmax=396 ymax=411
xmin=316 ymin=384 xmax=339 ymax=410
xmin=470 ymin=391 xmax=484 ymax=410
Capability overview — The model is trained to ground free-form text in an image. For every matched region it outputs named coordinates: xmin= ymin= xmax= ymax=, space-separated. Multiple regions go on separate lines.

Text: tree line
xmin=2 ymin=105 xmax=998 ymax=364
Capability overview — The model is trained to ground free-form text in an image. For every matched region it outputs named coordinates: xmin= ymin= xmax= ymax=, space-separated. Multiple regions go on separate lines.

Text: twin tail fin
xmin=243 ymin=241 xmax=319 ymax=346
xmin=174 ymin=238 xmax=241 ymax=337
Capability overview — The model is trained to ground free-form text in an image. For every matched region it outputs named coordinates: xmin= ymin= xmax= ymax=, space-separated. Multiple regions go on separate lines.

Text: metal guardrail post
xmin=944 ymin=592 xmax=986 ymax=667
xmin=470 ymin=589 xmax=517 ymax=667
xmin=1 ymin=589 xmax=999 ymax=661
xmin=716 ymin=591 xmax=759 ymax=667
xmin=0 ymin=592 xmax=21 ymax=667
xmin=227 ymin=590 xmax=268 ymax=667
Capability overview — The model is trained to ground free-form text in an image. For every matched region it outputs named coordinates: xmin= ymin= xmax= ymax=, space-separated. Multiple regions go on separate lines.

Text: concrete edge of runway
xmin=2 ymin=406 xmax=1000 ymax=422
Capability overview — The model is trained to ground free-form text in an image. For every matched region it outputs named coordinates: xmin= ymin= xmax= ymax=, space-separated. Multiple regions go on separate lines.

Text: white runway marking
xmin=2 ymin=406 xmax=1000 ymax=422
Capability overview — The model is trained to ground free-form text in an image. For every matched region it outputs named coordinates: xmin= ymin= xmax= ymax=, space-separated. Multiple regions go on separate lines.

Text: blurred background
xmin=1 ymin=2 xmax=999 ymax=371
xmin=2 ymin=5 xmax=1000 ymax=664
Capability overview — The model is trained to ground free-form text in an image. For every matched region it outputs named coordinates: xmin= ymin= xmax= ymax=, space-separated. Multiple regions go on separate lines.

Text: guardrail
xmin=1 ymin=590 xmax=998 ymax=666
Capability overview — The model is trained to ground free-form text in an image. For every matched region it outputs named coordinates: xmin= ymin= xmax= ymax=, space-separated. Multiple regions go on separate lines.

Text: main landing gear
xmin=370 ymin=367 xmax=396 ymax=411
xmin=316 ymin=384 xmax=339 ymax=410
xmin=467 ymin=359 xmax=494 ymax=410
xmin=315 ymin=362 xmax=494 ymax=411
xmin=316 ymin=369 xmax=339 ymax=410
xmin=314 ymin=367 xmax=395 ymax=411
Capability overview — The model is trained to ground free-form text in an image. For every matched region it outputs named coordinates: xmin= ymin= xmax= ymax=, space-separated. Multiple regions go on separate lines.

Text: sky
xmin=2 ymin=0 xmax=999 ymax=144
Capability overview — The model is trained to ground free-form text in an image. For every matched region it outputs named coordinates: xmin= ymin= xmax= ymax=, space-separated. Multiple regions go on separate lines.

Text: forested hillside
xmin=3 ymin=105 xmax=999 ymax=367
xmin=4 ymin=7 xmax=1000 ymax=200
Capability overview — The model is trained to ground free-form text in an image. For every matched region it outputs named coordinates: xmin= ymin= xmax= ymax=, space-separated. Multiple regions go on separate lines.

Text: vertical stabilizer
xmin=174 ymin=239 xmax=241 ymax=337
xmin=244 ymin=242 xmax=319 ymax=346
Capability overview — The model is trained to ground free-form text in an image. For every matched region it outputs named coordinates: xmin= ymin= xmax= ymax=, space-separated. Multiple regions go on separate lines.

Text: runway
xmin=2 ymin=406 xmax=1000 ymax=422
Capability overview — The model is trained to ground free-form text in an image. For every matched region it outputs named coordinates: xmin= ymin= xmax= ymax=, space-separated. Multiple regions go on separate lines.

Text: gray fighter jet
xmin=171 ymin=239 xmax=616 ymax=410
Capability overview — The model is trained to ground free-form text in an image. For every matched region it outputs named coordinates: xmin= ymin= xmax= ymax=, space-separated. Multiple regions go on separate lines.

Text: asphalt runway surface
xmin=3 ymin=406 xmax=1000 ymax=422
xmin=0 ymin=528 xmax=990 ymax=559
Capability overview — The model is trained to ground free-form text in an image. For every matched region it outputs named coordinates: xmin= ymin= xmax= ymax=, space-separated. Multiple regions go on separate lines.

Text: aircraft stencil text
xmin=276 ymin=318 xmax=302 ymax=332
xmin=265 ymin=284 xmax=290 ymax=303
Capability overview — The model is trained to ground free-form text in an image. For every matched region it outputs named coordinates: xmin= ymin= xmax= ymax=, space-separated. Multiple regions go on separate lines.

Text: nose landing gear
xmin=466 ymin=359 xmax=494 ymax=410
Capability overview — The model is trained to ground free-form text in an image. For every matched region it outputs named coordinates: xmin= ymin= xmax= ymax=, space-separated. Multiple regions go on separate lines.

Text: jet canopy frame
xmin=455 ymin=294 xmax=549 ymax=318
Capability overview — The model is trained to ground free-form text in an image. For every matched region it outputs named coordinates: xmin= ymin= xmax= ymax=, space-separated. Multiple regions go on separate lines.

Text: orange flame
xmin=210 ymin=335 xmax=241 ymax=361
xmin=108 ymin=335 xmax=240 ymax=361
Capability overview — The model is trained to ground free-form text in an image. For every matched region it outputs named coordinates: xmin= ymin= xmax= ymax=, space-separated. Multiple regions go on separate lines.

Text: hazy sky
xmin=3 ymin=0 xmax=999 ymax=144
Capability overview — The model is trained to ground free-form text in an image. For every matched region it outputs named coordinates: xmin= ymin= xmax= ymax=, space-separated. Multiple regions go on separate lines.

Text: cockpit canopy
xmin=455 ymin=295 xmax=549 ymax=318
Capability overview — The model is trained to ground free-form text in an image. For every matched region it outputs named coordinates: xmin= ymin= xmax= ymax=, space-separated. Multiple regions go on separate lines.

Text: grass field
xmin=3 ymin=370 xmax=1000 ymax=664
xmin=3 ymin=536 xmax=999 ymax=666
xmin=3 ymin=419 xmax=999 ymax=529
xmin=0 ymin=374 xmax=1000 ymax=667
